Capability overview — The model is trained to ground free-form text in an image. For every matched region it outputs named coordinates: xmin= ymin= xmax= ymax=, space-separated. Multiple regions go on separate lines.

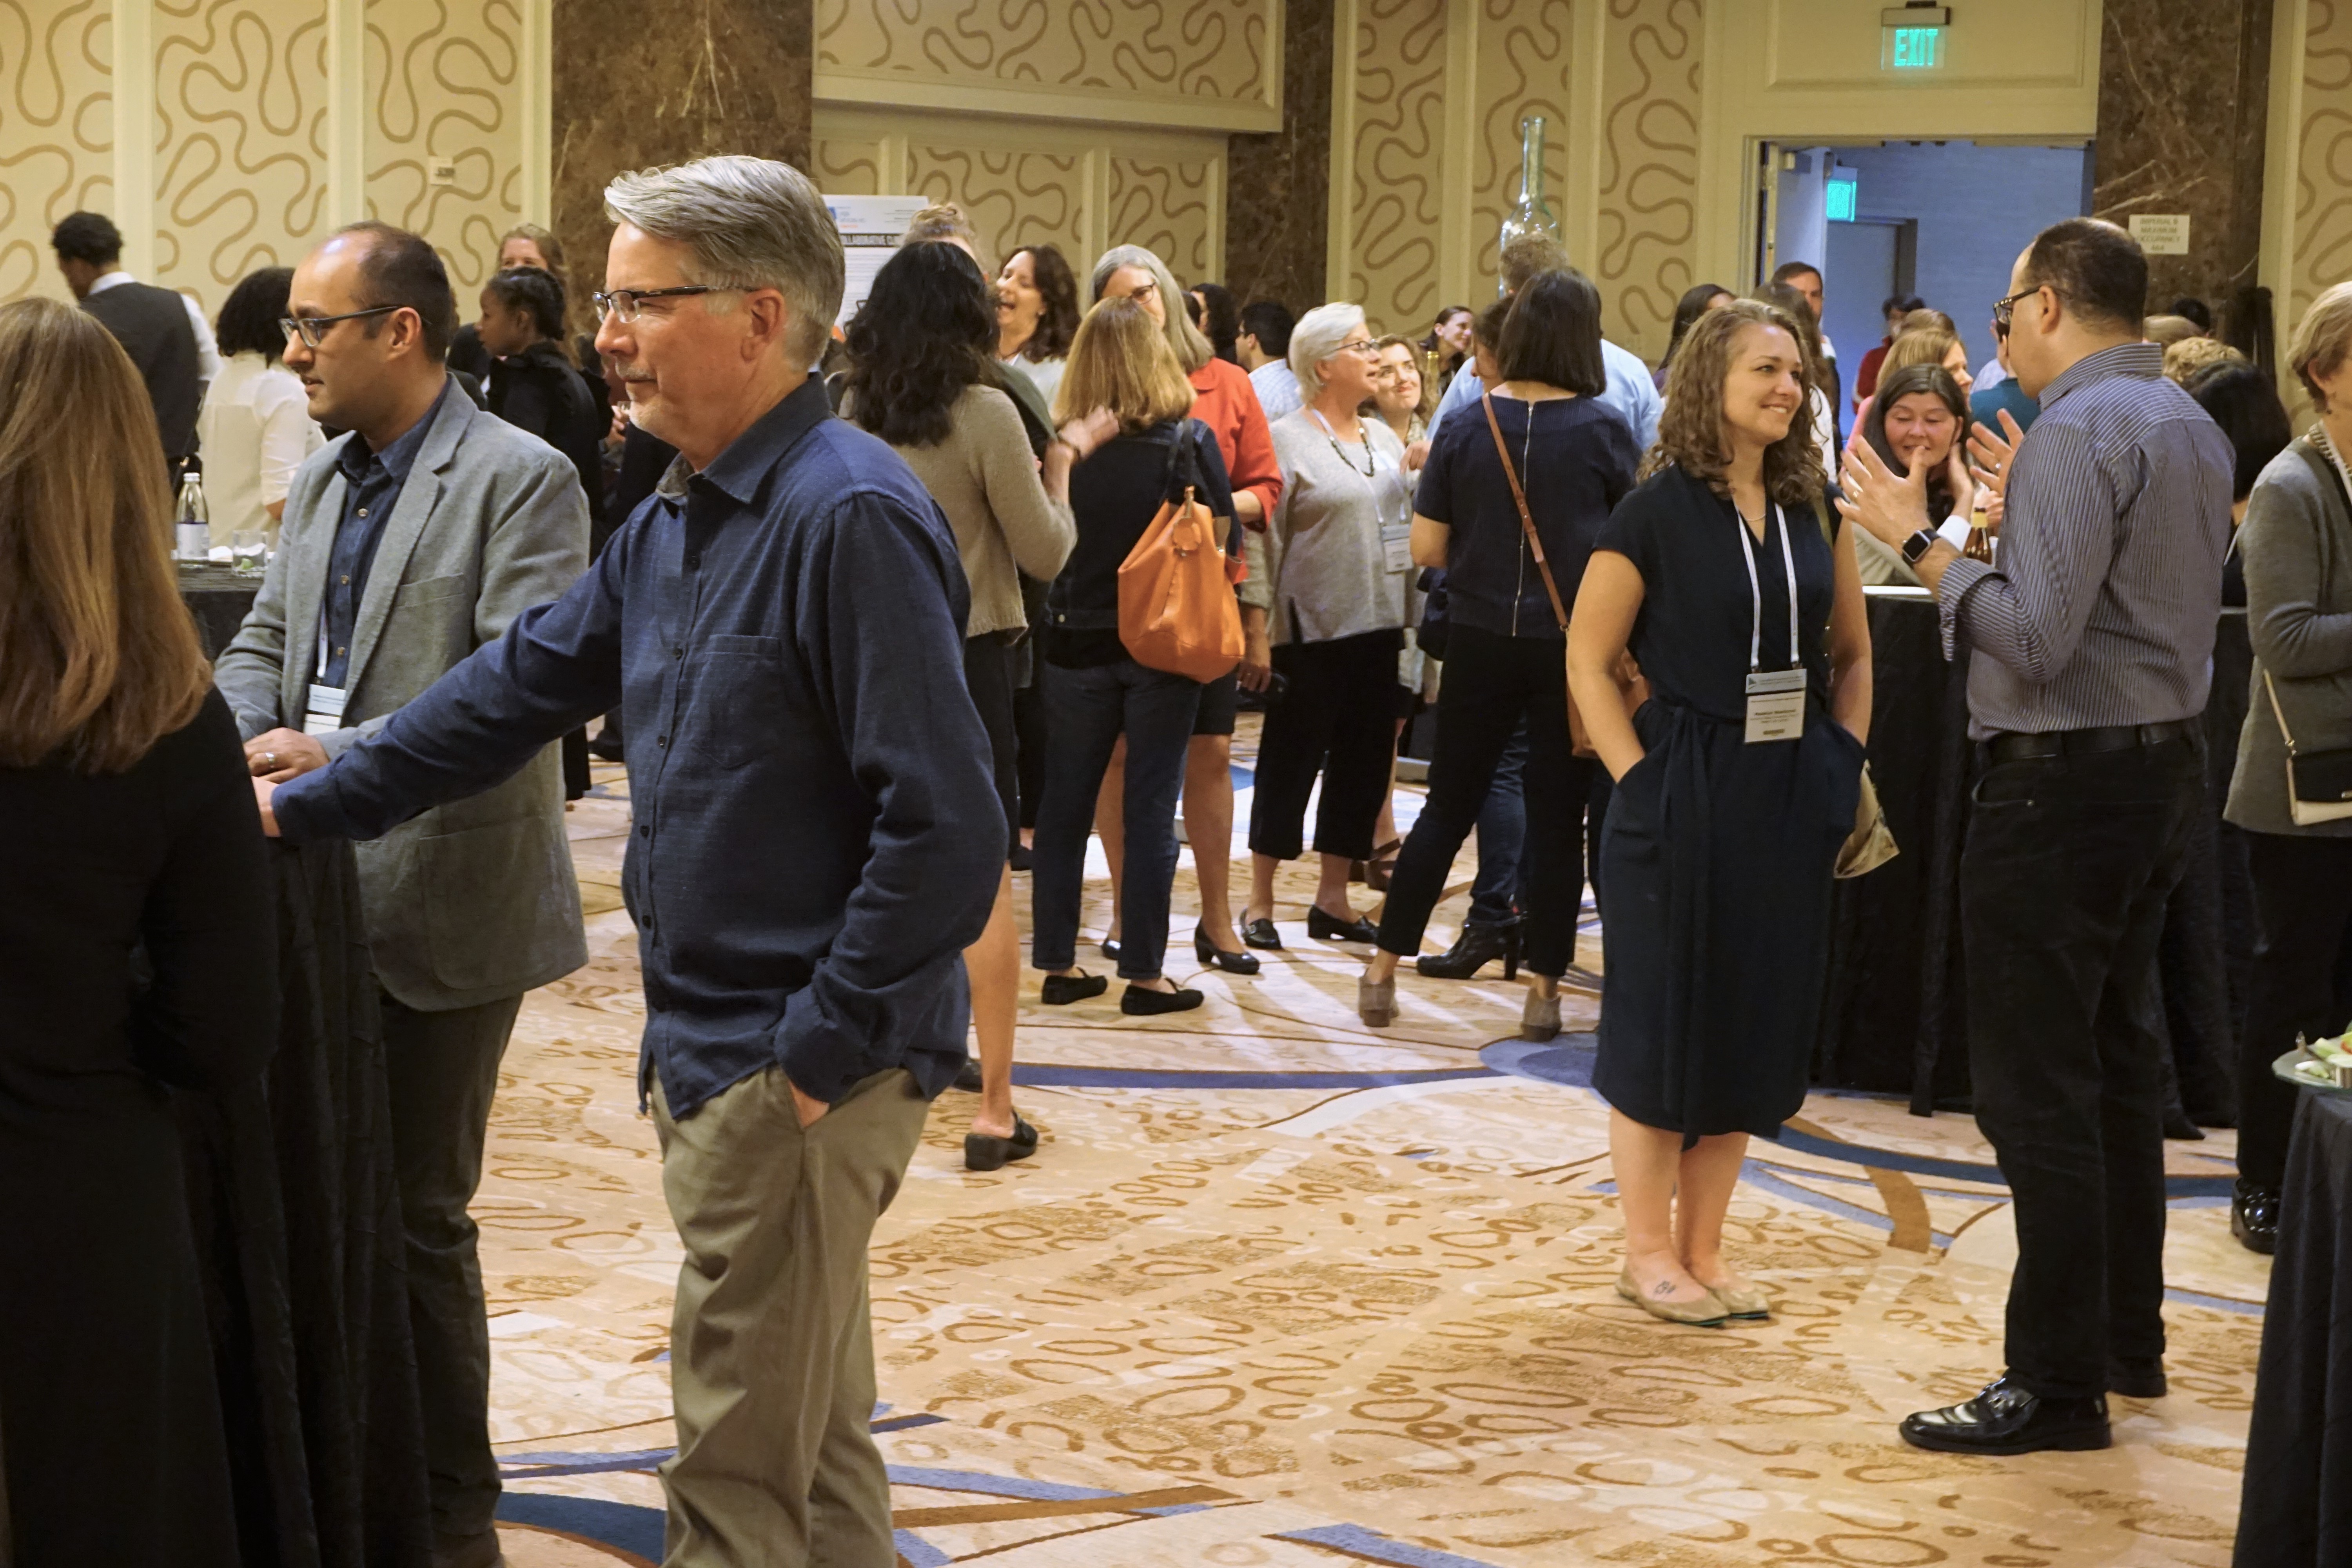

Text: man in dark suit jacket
xmin=53 ymin=211 xmax=206 ymax=467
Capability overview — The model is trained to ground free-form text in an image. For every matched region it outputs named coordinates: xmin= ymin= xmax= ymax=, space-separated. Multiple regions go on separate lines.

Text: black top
xmin=1594 ymin=463 xmax=1841 ymax=719
xmin=489 ymin=340 xmax=608 ymax=530
xmin=83 ymin=279 xmax=202 ymax=461
xmin=1419 ymin=392 xmax=1640 ymax=640
xmin=272 ymin=378 xmax=1004 ymax=1116
xmin=1046 ymin=418 xmax=1235 ymax=666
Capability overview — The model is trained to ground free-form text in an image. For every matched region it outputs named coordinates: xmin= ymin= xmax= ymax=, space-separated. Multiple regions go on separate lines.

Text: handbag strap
xmin=2265 ymin=668 xmax=2303 ymax=757
xmin=1482 ymin=392 xmax=1570 ymax=633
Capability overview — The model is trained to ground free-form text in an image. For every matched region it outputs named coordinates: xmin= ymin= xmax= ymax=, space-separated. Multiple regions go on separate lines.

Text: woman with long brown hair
xmin=1567 ymin=298 xmax=1871 ymax=1328
xmin=0 ymin=297 xmax=278 ymax=1564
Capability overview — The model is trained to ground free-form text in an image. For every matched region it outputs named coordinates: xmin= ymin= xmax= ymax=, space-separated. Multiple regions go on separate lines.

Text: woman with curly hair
xmin=843 ymin=241 xmax=1112 ymax=1169
xmin=1567 ymin=297 xmax=1871 ymax=1328
xmin=996 ymin=243 xmax=1082 ymax=407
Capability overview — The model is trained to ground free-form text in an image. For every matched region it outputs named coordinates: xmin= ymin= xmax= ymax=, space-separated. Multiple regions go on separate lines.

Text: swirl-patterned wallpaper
xmin=1345 ymin=0 xmax=1444 ymax=337
xmin=814 ymin=136 xmax=885 ymax=197
xmin=1107 ymin=155 xmax=1215 ymax=280
xmin=1468 ymin=0 xmax=1575 ymax=302
xmin=154 ymin=0 xmax=328 ymax=311
xmin=0 ymin=0 xmax=113 ymax=303
xmin=366 ymin=0 xmax=525 ymax=292
xmin=1593 ymin=0 xmax=1702 ymax=362
xmin=817 ymin=0 xmax=1274 ymax=118
xmin=910 ymin=144 xmax=1092 ymax=270
xmin=2292 ymin=0 xmax=2352 ymax=410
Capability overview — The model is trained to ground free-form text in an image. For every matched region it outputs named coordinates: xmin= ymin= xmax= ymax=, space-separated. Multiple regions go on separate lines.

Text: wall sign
xmin=826 ymin=196 xmax=930 ymax=328
xmin=2127 ymin=213 xmax=2192 ymax=256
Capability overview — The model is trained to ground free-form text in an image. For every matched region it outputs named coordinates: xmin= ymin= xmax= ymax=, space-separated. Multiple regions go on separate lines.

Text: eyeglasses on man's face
xmin=592 ymin=284 xmax=736 ymax=323
xmin=279 ymin=305 xmax=401 ymax=349
xmin=1335 ymin=338 xmax=1378 ymax=357
xmin=1992 ymin=286 xmax=2048 ymax=331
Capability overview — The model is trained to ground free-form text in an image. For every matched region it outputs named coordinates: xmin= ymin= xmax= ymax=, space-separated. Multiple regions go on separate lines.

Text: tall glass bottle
xmin=1497 ymin=115 xmax=1562 ymax=292
xmin=174 ymin=459 xmax=209 ymax=565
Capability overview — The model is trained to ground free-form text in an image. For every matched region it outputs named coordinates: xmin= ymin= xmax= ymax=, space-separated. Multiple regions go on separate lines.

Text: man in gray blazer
xmin=214 ymin=221 xmax=589 ymax=1568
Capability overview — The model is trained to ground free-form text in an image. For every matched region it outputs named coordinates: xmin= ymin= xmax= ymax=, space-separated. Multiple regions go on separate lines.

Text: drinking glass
xmin=232 ymin=529 xmax=267 ymax=578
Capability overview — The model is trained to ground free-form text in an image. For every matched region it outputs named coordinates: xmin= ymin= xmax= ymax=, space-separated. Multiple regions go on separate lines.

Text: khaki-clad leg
xmin=652 ymin=1065 xmax=929 ymax=1568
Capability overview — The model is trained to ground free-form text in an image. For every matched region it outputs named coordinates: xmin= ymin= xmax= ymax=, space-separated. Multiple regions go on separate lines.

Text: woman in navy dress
xmin=1567 ymin=298 xmax=1872 ymax=1327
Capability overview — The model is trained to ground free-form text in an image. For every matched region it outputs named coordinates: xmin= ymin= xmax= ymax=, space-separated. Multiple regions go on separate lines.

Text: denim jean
xmin=1467 ymin=725 xmax=1531 ymax=925
xmin=1029 ymin=657 xmax=1200 ymax=980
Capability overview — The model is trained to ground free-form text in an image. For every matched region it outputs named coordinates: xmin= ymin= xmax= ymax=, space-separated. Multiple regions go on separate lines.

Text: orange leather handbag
xmin=1118 ymin=427 xmax=1246 ymax=682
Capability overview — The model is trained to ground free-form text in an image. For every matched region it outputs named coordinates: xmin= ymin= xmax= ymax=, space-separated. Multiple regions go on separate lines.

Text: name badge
xmin=1742 ymin=668 xmax=1806 ymax=744
xmin=303 ymin=682 xmax=348 ymax=737
xmin=1382 ymin=523 xmax=1412 ymax=573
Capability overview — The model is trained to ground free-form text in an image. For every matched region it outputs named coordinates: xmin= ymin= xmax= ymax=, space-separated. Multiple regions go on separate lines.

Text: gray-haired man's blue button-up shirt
xmin=1934 ymin=341 xmax=2235 ymax=739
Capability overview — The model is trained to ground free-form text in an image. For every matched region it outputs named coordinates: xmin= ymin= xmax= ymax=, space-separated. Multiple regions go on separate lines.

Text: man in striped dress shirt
xmin=1841 ymin=217 xmax=2236 ymax=1456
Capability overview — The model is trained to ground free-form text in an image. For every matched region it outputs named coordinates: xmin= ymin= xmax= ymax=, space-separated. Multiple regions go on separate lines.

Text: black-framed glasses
xmin=1992 ymin=287 xmax=2046 ymax=331
xmin=593 ymin=285 xmax=733 ymax=322
xmin=279 ymin=305 xmax=400 ymax=348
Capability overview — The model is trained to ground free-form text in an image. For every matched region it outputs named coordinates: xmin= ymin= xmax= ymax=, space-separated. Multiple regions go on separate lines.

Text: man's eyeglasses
xmin=1336 ymin=338 xmax=1378 ymax=356
xmin=593 ymin=285 xmax=734 ymax=322
xmin=279 ymin=305 xmax=401 ymax=349
xmin=1992 ymin=287 xmax=2047 ymax=331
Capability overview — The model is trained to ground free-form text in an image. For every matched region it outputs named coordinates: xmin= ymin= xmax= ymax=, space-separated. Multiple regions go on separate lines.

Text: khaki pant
xmin=652 ymin=1065 xmax=929 ymax=1567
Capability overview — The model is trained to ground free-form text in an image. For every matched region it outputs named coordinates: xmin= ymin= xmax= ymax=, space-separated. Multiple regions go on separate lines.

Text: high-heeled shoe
xmin=1416 ymin=921 xmax=1520 ymax=981
xmin=1521 ymin=984 xmax=1561 ymax=1042
xmin=1307 ymin=905 xmax=1379 ymax=944
xmin=1357 ymin=975 xmax=1395 ymax=1027
xmin=1241 ymin=917 xmax=1284 ymax=951
xmin=964 ymin=1114 xmax=1039 ymax=1172
xmin=1194 ymin=927 xmax=1261 ymax=975
xmin=1616 ymin=1271 xmax=1728 ymax=1327
xmin=1040 ymin=971 xmax=1108 ymax=1006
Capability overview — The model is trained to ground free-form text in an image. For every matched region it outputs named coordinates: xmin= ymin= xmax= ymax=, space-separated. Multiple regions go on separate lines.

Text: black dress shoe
xmin=2232 ymin=1179 xmax=2281 ymax=1255
xmin=2162 ymin=1107 xmax=2207 ymax=1141
xmin=1008 ymin=843 xmax=1033 ymax=872
xmin=1099 ymin=937 xmax=1122 ymax=961
xmin=1416 ymin=921 xmax=1521 ymax=981
xmin=1241 ymin=917 xmax=1284 ymax=951
xmin=2108 ymin=1357 xmax=2167 ymax=1399
xmin=1194 ymin=927 xmax=1261 ymax=975
xmin=1899 ymin=1375 xmax=2110 ymax=1455
xmin=1040 ymin=971 xmax=1109 ymax=1006
xmin=586 ymin=735 xmax=626 ymax=763
xmin=1306 ymin=905 xmax=1379 ymax=944
xmin=1120 ymin=984 xmax=1203 ymax=1015
xmin=964 ymin=1114 xmax=1039 ymax=1172
xmin=953 ymin=1060 xmax=983 ymax=1093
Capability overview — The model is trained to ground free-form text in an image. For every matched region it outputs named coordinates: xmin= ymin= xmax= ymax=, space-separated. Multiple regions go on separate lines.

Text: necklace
xmin=1310 ymin=408 xmax=1376 ymax=477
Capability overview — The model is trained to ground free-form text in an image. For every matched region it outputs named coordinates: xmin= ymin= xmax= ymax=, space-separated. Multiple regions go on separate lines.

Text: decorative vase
xmin=1497 ymin=114 xmax=1562 ymax=291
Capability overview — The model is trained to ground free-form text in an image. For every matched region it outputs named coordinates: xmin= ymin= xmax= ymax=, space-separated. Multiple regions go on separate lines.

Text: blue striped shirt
xmin=1935 ymin=342 xmax=2234 ymax=739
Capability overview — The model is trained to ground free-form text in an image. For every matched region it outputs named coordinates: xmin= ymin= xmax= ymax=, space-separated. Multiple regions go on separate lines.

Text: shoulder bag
xmin=1118 ymin=424 xmax=1247 ymax=682
xmin=1806 ymin=493 xmax=1898 ymax=878
xmin=1481 ymin=393 xmax=1644 ymax=758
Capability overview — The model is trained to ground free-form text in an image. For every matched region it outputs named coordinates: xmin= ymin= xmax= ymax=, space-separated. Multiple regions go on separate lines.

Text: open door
xmin=1754 ymin=141 xmax=1784 ymax=288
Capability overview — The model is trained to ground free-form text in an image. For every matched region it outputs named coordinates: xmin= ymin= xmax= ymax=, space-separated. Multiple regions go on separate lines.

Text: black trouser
xmin=2236 ymin=833 xmax=2352 ymax=1189
xmin=1249 ymin=632 xmax=1401 ymax=863
xmin=1962 ymin=737 xmax=2200 ymax=1399
xmin=1377 ymin=625 xmax=1594 ymax=976
xmin=383 ymin=989 xmax=526 ymax=1541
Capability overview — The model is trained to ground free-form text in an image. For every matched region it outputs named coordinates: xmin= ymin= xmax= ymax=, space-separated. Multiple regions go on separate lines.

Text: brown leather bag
xmin=1481 ymin=394 xmax=1646 ymax=757
xmin=1118 ymin=426 xmax=1246 ymax=682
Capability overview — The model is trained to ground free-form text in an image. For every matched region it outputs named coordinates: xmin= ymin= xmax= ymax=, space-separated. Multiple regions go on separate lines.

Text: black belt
xmin=1981 ymin=718 xmax=2200 ymax=764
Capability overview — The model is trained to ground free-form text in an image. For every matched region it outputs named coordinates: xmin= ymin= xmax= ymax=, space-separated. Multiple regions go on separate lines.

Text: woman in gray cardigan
xmin=2224 ymin=283 xmax=2352 ymax=1252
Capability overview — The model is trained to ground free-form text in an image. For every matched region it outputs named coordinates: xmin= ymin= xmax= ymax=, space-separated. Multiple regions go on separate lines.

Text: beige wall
xmin=2264 ymin=0 xmax=2352 ymax=422
xmin=1 ymin=0 xmax=546 ymax=318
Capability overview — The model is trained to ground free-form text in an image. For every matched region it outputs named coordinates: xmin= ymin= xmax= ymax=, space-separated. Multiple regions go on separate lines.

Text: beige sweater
xmin=879 ymin=384 xmax=1076 ymax=639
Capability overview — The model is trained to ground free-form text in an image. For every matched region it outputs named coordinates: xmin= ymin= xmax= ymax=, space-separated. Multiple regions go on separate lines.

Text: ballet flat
xmin=1616 ymin=1270 xmax=1729 ymax=1327
xmin=1705 ymin=1281 xmax=1771 ymax=1320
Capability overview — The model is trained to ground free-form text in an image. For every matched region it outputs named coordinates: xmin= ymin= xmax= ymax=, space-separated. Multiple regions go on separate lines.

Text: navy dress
xmin=1592 ymin=464 xmax=1865 ymax=1138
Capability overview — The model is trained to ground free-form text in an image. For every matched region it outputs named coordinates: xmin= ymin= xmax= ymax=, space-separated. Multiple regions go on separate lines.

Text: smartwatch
xmin=1900 ymin=528 xmax=1938 ymax=566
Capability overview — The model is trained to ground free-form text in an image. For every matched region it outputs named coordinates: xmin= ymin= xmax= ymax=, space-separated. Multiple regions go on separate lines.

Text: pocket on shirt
xmin=686 ymin=635 xmax=785 ymax=771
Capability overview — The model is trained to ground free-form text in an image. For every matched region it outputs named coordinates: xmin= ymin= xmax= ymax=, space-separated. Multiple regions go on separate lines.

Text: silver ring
xmin=261 ymin=752 xmax=278 ymax=769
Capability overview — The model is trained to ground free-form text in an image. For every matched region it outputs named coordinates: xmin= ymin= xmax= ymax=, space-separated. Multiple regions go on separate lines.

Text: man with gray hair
xmin=253 ymin=156 xmax=1004 ymax=1563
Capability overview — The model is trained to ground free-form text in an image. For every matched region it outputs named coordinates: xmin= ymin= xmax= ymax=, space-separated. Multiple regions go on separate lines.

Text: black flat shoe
xmin=1417 ymin=921 xmax=1520 ymax=981
xmin=1099 ymin=937 xmax=1122 ymax=961
xmin=1899 ymin=1375 xmax=2110 ymax=1455
xmin=1120 ymin=984 xmax=1203 ymax=1016
xmin=2232 ymin=1179 xmax=2280 ymax=1255
xmin=1008 ymin=843 xmax=1033 ymax=872
xmin=1040 ymin=971 xmax=1109 ymax=1006
xmin=1307 ymin=905 xmax=1379 ymax=944
xmin=1241 ymin=917 xmax=1284 ymax=951
xmin=1195 ymin=927 xmax=1261 ymax=975
xmin=964 ymin=1114 xmax=1039 ymax=1172
xmin=953 ymin=1060 xmax=983 ymax=1093
xmin=2109 ymin=1356 xmax=2167 ymax=1399
xmin=2163 ymin=1107 xmax=2207 ymax=1141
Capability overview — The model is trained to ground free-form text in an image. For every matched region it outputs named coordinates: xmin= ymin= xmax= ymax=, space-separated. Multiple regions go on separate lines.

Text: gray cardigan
xmin=883 ymin=385 xmax=1075 ymax=639
xmin=2226 ymin=435 xmax=2352 ymax=836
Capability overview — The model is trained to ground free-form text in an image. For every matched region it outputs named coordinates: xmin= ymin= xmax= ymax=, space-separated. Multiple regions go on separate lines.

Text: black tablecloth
xmin=183 ymin=563 xmax=262 ymax=660
xmin=175 ymin=840 xmax=432 ymax=1568
xmin=1815 ymin=594 xmax=2253 ymax=1120
xmin=2237 ymin=1089 xmax=2352 ymax=1567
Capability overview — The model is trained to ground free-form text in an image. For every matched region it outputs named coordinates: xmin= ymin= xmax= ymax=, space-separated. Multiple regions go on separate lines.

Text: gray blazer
xmin=215 ymin=379 xmax=593 ymax=1007
xmin=2226 ymin=436 xmax=2352 ymax=837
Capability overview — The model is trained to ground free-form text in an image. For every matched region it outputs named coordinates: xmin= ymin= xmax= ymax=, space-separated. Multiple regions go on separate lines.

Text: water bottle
xmin=174 ymin=460 xmax=209 ymax=565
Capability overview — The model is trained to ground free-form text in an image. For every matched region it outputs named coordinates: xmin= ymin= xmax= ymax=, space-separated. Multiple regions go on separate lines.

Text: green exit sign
xmin=1884 ymin=25 xmax=1945 ymax=69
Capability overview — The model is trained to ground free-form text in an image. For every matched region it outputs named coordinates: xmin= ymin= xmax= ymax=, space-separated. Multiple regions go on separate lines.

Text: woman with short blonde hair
xmin=0 ymin=296 xmax=278 ymax=1566
xmin=1054 ymin=293 xmax=1196 ymax=430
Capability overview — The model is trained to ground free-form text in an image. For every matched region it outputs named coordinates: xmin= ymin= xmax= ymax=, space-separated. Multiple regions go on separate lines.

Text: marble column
xmin=1225 ymin=0 xmax=1334 ymax=310
xmin=550 ymin=0 xmax=815 ymax=298
xmin=2091 ymin=0 xmax=2272 ymax=338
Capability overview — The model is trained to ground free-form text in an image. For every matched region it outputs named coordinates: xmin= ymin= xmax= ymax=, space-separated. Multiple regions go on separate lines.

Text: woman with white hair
xmin=1086 ymin=245 xmax=1280 ymax=972
xmin=1238 ymin=301 xmax=1416 ymax=949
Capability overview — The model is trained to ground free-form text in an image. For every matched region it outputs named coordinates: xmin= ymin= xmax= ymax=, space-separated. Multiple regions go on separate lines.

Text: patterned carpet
xmin=479 ymin=720 xmax=2261 ymax=1566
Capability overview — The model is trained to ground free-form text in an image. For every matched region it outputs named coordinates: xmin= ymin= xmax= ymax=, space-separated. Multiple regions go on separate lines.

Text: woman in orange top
xmin=1088 ymin=245 xmax=1280 ymax=970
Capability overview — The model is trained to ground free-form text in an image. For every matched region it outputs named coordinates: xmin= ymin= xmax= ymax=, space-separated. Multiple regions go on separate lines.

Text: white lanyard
xmin=1734 ymin=500 xmax=1800 ymax=672
xmin=1311 ymin=408 xmax=1409 ymax=553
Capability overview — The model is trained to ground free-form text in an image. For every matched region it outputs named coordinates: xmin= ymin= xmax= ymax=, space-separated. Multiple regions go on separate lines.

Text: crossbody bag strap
xmin=2265 ymin=668 xmax=2301 ymax=756
xmin=1482 ymin=392 xmax=1570 ymax=632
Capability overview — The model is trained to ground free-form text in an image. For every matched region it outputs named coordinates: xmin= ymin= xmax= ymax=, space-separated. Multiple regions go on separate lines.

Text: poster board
xmin=826 ymin=195 xmax=928 ymax=328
